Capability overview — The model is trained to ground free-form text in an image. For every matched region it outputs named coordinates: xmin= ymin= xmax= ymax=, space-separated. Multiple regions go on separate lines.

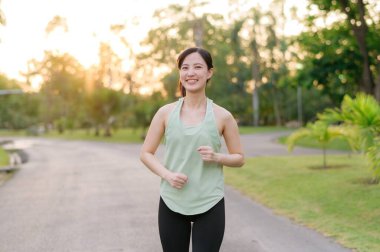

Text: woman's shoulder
xmin=157 ymin=101 xmax=178 ymax=118
xmin=212 ymin=102 xmax=233 ymax=121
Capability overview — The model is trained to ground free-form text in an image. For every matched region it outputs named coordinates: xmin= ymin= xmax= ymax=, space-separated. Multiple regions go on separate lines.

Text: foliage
xmin=307 ymin=0 xmax=380 ymax=99
xmin=318 ymin=93 xmax=380 ymax=150
xmin=318 ymin=93 xmax=380 ymax=181
xmin=295 ymin=22 xmax=361 ymax=103
xmin=127 ymin=92 xmax=166 ymax=136
xmin=286 ymin=121 xmax=351 ymax=168
xmin=2 ymin=0 xmax=380 ymax=132
xmin=0 ymin=75 xmax=40 ymax=129
xmin=85 ymin=87 xmax=123 ymax=137
xmin=26 ymin=51 xmax=87 ymax=132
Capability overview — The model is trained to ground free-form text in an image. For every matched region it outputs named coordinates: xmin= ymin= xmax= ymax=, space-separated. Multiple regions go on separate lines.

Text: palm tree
xmin=367 ymin=137 xmax=380 ymax=183
xmin=318 ymin=93 xmax=380 ymax=181
xmin=286 ymin=121 xmax=352 ymax=168
xmin=318 ymin=93 xmax=380 ymax=151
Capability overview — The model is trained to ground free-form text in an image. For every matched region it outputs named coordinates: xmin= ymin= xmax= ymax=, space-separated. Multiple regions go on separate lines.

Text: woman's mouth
xmin=186 ymin=79 xmax=198 ymax=84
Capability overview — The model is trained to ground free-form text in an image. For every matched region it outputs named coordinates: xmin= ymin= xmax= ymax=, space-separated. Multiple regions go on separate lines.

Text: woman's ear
xmin=207 ymin=68 xmax=213 ymax=80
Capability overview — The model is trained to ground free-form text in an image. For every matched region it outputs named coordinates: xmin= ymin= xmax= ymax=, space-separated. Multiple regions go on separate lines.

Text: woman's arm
xmin=197 ymin=112 xmax=245 ymax=167
xmin=140 ymin=106 xmax=188 ymax=189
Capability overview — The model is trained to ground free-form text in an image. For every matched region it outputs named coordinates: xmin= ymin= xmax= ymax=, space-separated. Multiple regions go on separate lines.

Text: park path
xmin=0 ymin=134 xmax=352 ymax=252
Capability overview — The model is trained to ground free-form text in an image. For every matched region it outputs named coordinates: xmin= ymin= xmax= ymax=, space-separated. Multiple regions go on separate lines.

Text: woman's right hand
xmin=164 ymin=172 xmax=188 ymax=189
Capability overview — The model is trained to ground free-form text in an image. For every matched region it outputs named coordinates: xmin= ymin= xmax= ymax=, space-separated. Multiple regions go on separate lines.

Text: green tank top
xmin=161 ymin=97 xmax=224 ymax=215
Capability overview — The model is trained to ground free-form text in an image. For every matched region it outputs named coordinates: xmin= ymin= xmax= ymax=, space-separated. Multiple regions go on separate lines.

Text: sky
xmin=0 ymin=0 xmax=306 ymax=87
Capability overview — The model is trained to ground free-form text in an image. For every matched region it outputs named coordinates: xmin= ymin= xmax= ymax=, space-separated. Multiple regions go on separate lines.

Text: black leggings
xmin=158 ymin=197 xmax=225 ymax=252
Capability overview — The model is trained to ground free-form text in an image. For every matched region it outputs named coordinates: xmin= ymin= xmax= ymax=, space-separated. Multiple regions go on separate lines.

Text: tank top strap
xmin=205 ymin=98 xmax=215 ymax=122
xmin=167 ymin=98 xmax=184 ymax=126
xmin=175 ymin=97 xmax=184 ymax=115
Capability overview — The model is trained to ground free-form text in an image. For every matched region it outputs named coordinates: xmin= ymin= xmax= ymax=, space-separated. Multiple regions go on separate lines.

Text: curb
xmin=0 ymin=152 xmax=22 ymax=172
xmin=0 ymin=140 xmax=28 ymax=173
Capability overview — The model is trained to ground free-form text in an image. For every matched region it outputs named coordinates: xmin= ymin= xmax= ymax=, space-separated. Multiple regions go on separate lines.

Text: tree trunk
xmin=323 ymin=147 xmax=327 ymax=169
xmin=297 ymin=85 xmax=303 ymax=126
xmin=104 ymin=125 xmax=112 ymax=137
xmin=338 ymin=0 xmax=375 ymax=95
xmin=375 ymin=59 xmax=380 ymax=102
xmin=193 ymin=18 xmax=203 ymax=47
xmin=252 ymin=58 xmax=261 ymax=126
xmin=272 ymin=88 xmax=282 ymax=126
xmin=252 ymin=85 xmax=259 ymax=126
xmin=251 ymin=39 xmax=261 ymax=126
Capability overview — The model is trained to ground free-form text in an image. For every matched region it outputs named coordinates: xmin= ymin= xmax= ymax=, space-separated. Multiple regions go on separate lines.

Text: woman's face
xmin=179 ymin=52 xmax=213 ymax=95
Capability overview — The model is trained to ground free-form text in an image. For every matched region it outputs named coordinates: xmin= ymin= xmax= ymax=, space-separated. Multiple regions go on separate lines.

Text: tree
xmin=85 ymin=87 xmax=123 ymax=137
xmin=295 ymin=21 xmax=362 ymax=103
xmin=318 ymin=93 xmax=380 ymax=182
xmin=0 ymin=74 xmax=39 ymax=130
xmin=287 ymin=121 xmax=351 ymax=168
xmin=308 ymin=0 xmax=380 ymax=101
xmin=27 ymin=52 xmax=86 ymax=132
xmin=139 ymin=1 xmax=252 ymax=124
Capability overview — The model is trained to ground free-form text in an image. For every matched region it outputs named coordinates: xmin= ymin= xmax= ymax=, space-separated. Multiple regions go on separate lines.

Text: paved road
xmin=0 ymin=134 xmax=351 ymax=252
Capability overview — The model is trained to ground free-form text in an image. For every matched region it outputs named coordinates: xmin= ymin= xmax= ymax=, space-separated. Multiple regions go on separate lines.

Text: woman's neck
xmin=183 ymin=93 xmax=207 ymax=110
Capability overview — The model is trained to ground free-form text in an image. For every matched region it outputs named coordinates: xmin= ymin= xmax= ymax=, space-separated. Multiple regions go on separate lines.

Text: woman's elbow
xmin=238 ymin=154 xmax=245 ymax=167
xmin=140 ymin=150 xmax=148 ymax=163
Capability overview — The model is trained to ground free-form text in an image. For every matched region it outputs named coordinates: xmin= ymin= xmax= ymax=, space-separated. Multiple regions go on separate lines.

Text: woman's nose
xmin=187 ymin=67 xmax=195 ymax=75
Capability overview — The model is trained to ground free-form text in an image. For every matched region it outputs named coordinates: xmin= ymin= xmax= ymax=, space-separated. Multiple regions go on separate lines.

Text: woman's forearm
xmin=140 ymin=152 xmax=170 ymax=179
xmin=215 ymin=153 xmax=245 ymax=167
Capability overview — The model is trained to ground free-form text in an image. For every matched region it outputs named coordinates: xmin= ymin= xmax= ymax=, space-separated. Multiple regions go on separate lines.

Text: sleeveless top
xmin=160 ymin=97 xmax=224 ymax=215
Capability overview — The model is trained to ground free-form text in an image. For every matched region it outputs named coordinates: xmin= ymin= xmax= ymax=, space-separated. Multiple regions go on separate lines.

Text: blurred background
xmin=0 ymin=0 xmax=379 ymax=137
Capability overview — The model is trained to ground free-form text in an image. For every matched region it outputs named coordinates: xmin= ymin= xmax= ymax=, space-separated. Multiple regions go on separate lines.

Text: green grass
xmin=278 ymin=135 xmax=352 ymax=151
xmin=0 ymin=129 xmax=25 ymax=137
xmin=239 ymin=126 xmax=290 ymax=134
xmin=0 ymin=147 xmax=9 ymax=166
xmin=43 ymin=128 xmax=145 ymax=143
xmin=225 ymin=155 xmax=380 ymax=252
xmin=0 ymin=128 xmax=146 ymax=143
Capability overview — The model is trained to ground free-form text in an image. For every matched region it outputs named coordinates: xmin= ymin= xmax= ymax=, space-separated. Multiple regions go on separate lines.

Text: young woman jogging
xmin=140 ymin=47 xmax=244 ymax=252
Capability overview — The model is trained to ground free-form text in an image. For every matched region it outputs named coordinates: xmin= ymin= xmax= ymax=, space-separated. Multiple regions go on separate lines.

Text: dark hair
xmin=177 ymin=47 xmax=213 ymax=97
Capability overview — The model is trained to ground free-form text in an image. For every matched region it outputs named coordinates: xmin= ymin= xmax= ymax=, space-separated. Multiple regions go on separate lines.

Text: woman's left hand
xmin=197 ymin=146 xmax=220 ymax=163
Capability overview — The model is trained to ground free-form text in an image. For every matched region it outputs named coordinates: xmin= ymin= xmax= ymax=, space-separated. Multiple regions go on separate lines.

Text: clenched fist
xmin=165 ymin=172 xmax=188 ymax=189
xmin=197 ymin=145 xmax=220 ymax=163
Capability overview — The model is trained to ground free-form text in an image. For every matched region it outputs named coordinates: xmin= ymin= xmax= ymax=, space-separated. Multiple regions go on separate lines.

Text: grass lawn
xmin=278 ymin=134 xmax=353 ymax=151
xmin=0 ymin=128 xmax=146 ymax=143
xmin=43 ymin=128 xmax=146 ymax=143
xmin=239 ymin=126 xmax=290 ymax=134
xmin=0 ymin=129 xmax=25 ymax=137
xmin=225 ymin=154 xmax=380 ymax=252
xmin=0 ymin=147 xmax=9 ymax=166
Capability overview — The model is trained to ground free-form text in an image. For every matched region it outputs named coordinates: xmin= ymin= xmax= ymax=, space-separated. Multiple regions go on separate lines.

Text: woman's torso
xmin=160 ymin=97 xmax=225 ymax=215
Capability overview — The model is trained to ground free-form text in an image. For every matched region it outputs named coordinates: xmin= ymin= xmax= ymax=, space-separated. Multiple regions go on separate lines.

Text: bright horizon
xmin=0 ymin=0 xmax=307 ymax=90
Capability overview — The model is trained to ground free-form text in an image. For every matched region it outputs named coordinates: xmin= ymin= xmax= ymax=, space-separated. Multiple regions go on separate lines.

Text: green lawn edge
xmin=225 ymin=154 xmax=380 ymax=252
xmin=0 ymin=147 xmax=9 ymax=166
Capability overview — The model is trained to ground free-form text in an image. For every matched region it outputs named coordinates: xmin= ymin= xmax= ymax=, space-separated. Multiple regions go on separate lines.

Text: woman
xmin=140 ymin=47 xmax=244 ymax=252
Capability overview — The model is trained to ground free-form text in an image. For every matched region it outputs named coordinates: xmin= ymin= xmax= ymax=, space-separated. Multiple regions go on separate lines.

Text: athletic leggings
xmin=158 ymin=197 xmax=225 ymax=252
